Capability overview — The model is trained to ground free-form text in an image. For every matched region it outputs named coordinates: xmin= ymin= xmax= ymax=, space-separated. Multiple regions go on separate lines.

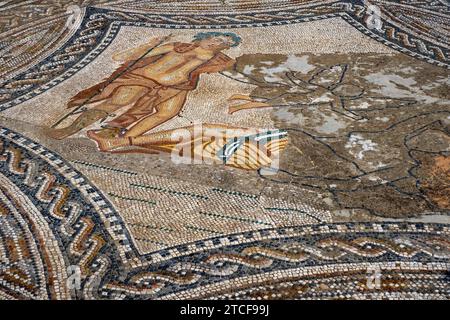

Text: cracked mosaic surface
xmin=0 ymin=0 xmax=449 ymax=300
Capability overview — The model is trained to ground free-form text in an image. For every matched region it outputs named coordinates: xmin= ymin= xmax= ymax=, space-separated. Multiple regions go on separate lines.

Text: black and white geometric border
xmin=0 ymin=126 xmax=135 ymax=262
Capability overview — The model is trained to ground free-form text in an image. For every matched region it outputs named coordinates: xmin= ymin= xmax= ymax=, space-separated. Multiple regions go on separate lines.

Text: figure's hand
xmin=228 ymin=100 xmax=271 ymax=115
xmin=227 ymin=94 xmax=249 ymax=114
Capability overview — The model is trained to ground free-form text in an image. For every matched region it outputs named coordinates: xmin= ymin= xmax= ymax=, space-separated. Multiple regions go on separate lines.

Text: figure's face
xmin=198 ymin=36 xmax=234 ymax=51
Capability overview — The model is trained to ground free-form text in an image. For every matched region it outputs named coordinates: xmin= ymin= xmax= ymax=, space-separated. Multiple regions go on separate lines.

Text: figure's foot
xmin=46 ymin=109 xmax=109 ymax=140
xmin=87 ymin=130 xmax=130 ymax=152
xmin=228 ymin=101 xmax=271 ymax=114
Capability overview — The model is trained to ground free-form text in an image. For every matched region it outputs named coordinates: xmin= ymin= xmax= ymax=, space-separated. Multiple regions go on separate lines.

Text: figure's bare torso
xmin=132 ymin=46 xmax=215 ymax=85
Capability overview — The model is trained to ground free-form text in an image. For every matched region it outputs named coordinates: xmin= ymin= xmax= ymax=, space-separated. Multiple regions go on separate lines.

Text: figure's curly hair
xmin=193 ymin=32 xmax=242 ymax=47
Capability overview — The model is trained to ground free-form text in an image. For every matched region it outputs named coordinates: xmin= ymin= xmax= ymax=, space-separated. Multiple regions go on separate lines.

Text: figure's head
xmin=193 ymin=32 xmax=241 ymax=51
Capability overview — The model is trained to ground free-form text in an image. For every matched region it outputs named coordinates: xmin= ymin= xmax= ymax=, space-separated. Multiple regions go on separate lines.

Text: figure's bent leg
xmin=86 ymin=90 xmax=187 ymax=150
xmin=106 ymin=93 xmax=158 ymax=129
xmin=87 ymin=123 xmax=238 ymax=152
xmin=86 ymin=122 xmax=288 ymax=171
xmin=124 ymin=91 xmax=188 ymax=137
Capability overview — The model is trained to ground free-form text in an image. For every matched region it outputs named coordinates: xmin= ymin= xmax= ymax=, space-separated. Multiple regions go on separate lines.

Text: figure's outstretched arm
xmin=112 ymin=37 xmax=173 ymax=61
xmin=228 ymin=100 xmax=271 ymax=115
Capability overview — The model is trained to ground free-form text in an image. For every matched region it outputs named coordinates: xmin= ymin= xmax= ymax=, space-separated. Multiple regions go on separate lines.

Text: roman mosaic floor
xmin=0 ymin=0 xmax=449 ymax=300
